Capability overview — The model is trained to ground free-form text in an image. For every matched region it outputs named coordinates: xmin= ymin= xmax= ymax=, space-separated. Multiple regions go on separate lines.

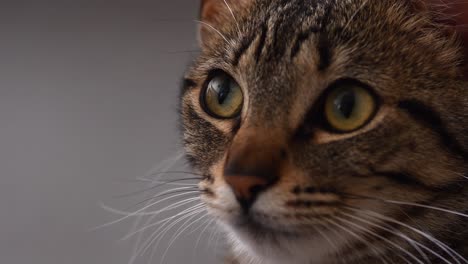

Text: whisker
xmin=141 ymin=205 xmax=206 ymax=259
xmin=123 ymin=187 xmax=200 ymax=211
xmin=129 ymin=198 xmax=198 ymax=264
xmin=318 ymin=221 xmax=354 ymax=264
xmin=326 ymin=217 xmax=390 ymax=264
xmin=312 ymin=224 xmax=339 ymax=252
xmin=195 ymin=20 xmax=230 ymax=44
xmin=186 ymin=214 xmax=213 ymax=237
xmin=207 ymin=220 xmax=222 ymax=250
xmin=346 ymin=206 xmax=467 ymax=264
xmin=334 ymin=215 xmax=425 ymax=264
xmin=134 ymin=204 xmax=205 ymax=258
xmin=343 ymin=193 xmax=468 ymax=219
xmin=222 ymin=0 xmax=241 ymax=33
xmin=95 ymin=192 xmax=200 ymax=230
xmin=384 ymin=199 xmax=468 ymax=218
xmin=160 ymin=211 xmax=209 ymax=263
xmin=343 ymin=0 xmax=370 ymax=32
xmin=120 ymin=198 xmax=203 ymax=240
xmin=139 ymin=151 xmax=186 ymax=181
xmin=341 ymin=211 xmax=436 ymax=264
xmin=114 ymin=176 xmax=202 ymax=199
xmin=195 ymin=218 xmax=216 ymax=251
xmin=127 ymin=151 xmax=186 ymax=264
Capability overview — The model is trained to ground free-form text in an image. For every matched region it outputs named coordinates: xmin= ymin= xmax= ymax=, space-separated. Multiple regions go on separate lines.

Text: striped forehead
xmin=231 ymin=0 xmax=333 ymax=69
xmin=224 ymin=0 xmax=334 ymax=121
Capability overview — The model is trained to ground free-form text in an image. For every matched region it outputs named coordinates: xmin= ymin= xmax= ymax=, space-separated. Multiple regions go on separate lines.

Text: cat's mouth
xmin=225 ymin=208 xmax=337 ymax=242
xmin=231 ymin=212 xmax=302 ymax=239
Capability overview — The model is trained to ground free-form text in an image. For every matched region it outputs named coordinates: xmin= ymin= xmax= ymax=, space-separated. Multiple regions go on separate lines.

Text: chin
xmin=217 ymin=212 xmax=340 ymax=264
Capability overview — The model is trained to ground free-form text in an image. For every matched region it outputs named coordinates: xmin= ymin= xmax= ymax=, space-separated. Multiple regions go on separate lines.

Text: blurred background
xmin=0 ymin=1 xmax=220 ymax=263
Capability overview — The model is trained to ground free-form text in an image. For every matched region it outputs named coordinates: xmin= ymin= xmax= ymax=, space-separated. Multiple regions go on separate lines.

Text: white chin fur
xmin=219 ymin=221 xmax=341 ymax=264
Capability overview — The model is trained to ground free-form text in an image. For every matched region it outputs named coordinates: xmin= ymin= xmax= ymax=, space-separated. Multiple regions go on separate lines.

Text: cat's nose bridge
xmin=223 ymin=129 xmax=285 ymax=211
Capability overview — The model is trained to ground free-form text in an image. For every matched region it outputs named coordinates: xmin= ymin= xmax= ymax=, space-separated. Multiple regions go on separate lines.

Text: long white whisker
xmin=121 ymin=198 xmax=202 ymax=240
xmin=343 ymin=0 xmax=369 ymax=32
xmin=140 ymin=151 xmax=185 ymax=183
xmin=347 ymin=207 xmax=467 ymax=264
xmin=195 ymin=218 xmax=216 ymax=251
xmin=144 ymin=206 xmax=206 ymax=260
xmin=134 ymin=204 xmax=206 ymax=259
xmin=160 ymin=210 xmax=208 ymax=263
xmin=187 ymin=215 xmax=212 ymax=236
xmin=334 ymin=215 xmax=425 ymax=264
xmin=383 ymin=199 xmax=468 ymax=219
xmin=127 ymin=150 xmax=186 ymax=264
xmin=222 ymin=0 xmax=241 ymax=33
xmin=145 ymin=186 xmax=199 ymax=199
xmin=150 ymin=180 xmax=198 ymax=187
xmin=94 ymin=191 xmax=200 ymax=230
xmin=129 ymin=198 xmax=199 ymax=263
xmin=326 ymin=218 xmax=389 ymax=264
xmin=342 ymin=211 xmax=436 ymax=264
xmin=195 ymin=20 xmax=230 ymax=44
xmin=318 ymin=222 xmax=353 ymax=264
xmin=207 ymin=218 xmax=220 ymax=249
xmin=313 ymin=224 xmax=339 ymax=252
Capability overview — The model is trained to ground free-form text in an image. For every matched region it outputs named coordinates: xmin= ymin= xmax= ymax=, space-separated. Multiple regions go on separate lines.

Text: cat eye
xmin=324 ymin=81 xmax=377 ymax=133
xmin=201 ymin=72 xmax=243 ymax=119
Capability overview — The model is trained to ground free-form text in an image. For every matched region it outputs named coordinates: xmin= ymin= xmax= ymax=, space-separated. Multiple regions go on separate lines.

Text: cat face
xmin=180 ymin=0 xmax=468 ymax=263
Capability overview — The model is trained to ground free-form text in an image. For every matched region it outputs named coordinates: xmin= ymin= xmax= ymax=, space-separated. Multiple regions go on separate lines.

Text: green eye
xmin=201 ymin=72 xmax=243 ymax=119
xmin=324 ymin=83 xmax=377 ymax=132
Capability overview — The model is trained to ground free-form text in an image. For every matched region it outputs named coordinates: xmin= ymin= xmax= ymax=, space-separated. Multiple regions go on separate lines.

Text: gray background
xmin=0 ymin=1 xmax=219 ymax=263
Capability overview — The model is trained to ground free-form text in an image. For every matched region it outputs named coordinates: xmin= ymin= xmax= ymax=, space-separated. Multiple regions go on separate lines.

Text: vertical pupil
xmin=216 ymin=79 xmax=230 ymax=105
xmin=336 ymin=90 xmax=355 ymax=118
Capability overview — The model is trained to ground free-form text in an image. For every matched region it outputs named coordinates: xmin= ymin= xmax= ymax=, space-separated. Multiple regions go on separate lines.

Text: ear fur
xmin=405 ymin=0 xmax=467 ymax=78
xmin=424 ymin=0 xmax=468 ymax=78
xmin=199 ymin=0 xmax=250 ymax=48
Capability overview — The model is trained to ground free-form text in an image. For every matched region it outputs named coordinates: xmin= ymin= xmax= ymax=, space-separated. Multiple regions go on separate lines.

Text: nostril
xmin=280 ymin=148 xmax=287 ymax=159
xmin=250 ymin=184 xmax=266 ymax=196
xmin=224 ymin=175 xmax=273 ymax=212
xmin=248 ymin=184 xmax=268 ymax=202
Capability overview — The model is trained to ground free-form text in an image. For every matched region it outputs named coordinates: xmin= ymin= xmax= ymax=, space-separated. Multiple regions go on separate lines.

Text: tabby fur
xmin=180 ymin=0 xmax=468 ymax=263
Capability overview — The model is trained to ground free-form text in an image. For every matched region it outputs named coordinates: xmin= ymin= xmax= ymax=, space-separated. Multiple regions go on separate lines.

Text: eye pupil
xmin=335 ymin=91 xmax=355 ymax=119
xmin=217 ymin=85 xmax=230 ymax=104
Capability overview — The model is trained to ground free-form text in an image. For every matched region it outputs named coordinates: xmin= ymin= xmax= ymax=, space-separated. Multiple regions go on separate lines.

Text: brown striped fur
xmin=180 ymin=0 xmax=468 ymax=263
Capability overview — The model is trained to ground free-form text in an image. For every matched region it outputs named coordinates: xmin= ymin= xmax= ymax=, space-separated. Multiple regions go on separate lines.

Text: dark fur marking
xmin=271 ymin=17 xmax=287 ymax=59
xmin=398 ymin=100 xmax=468 ymax=159
xmin=184 ymin=152 xmax=199 ymax=168
xmin=255 ymin=24 xmax=268 ymax=63
xmin=373 ymin=170 xmax=431 ymax=190
xmin=316 ymin=1 xmax=334 ymax=71
xmin=320 ymin=1 xmax=333 ymax=31
xmin=231 ymin=118 xmax=242 ymax=135
xmin=233 ymin=34 xmax=255 ymax=66
xmin=201 ymin=188 xmax=215 ymax=197
xmin=290 ymin=26 xmax=320 ymax=59
xmin=286 ymin=200 xmax=341 ymax=208
xmin=317 ymin=35 xmax=332 ymax=71
xmin=292 ymin=186 xmax=302 ymax=194
xmin=181 ymin=78 xmax=197 ymax=94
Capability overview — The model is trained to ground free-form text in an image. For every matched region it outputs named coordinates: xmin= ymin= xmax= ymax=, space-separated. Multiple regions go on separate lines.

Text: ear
xmin=406 ymin=0 xmax=468 ymax=78
xmin=423 ymin=0 xmax=468 ymax=78
xmin=199 ymin=0 xmax=250 ymax=48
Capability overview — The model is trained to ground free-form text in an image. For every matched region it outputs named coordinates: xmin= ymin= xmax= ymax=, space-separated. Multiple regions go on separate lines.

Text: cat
xmin=179 ymin=0 xmax=468 ymax=263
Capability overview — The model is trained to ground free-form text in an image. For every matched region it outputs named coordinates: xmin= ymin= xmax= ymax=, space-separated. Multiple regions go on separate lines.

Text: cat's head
xmin=180 ymin=0 xmax=468 ymax=263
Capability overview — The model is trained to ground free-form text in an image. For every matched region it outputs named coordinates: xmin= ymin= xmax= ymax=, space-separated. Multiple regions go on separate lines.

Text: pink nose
xmin=224 ymin=174 xmax=271 ymax=210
